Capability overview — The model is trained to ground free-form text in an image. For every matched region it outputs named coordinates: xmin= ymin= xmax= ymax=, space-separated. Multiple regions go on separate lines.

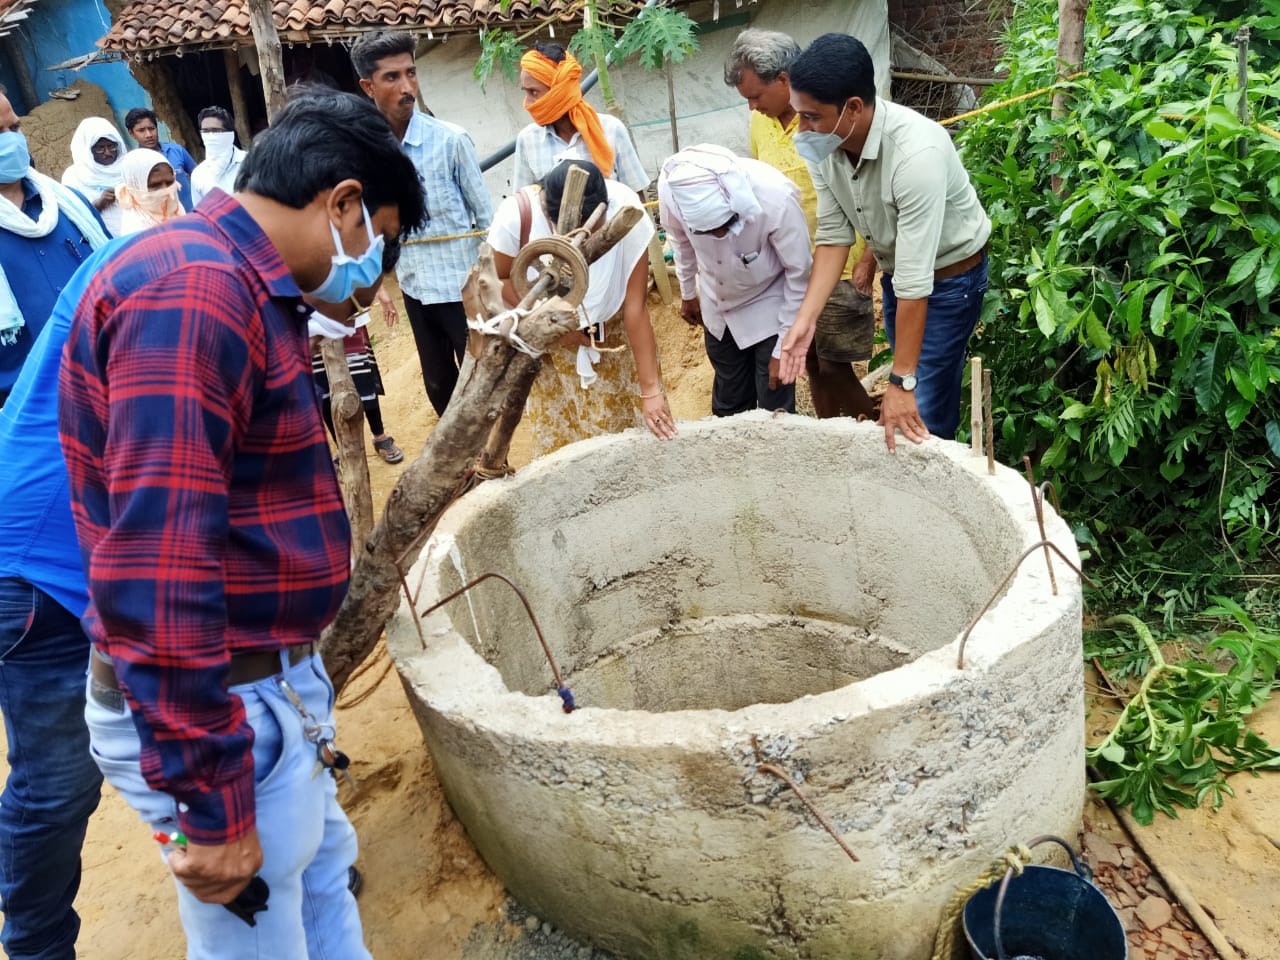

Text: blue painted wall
xmin=0 ymin=0 xmax=150 ymax=132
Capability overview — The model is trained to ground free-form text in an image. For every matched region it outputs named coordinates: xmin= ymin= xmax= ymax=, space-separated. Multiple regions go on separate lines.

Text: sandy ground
xmin=4 ymin=286 xmax=1276 ymax=958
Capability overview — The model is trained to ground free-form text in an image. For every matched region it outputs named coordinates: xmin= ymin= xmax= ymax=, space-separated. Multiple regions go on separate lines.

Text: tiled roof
xmin=100 ymin=0 xmax=596 ymax=55
xmin=0 ymin=0 xmax=39 ymax=37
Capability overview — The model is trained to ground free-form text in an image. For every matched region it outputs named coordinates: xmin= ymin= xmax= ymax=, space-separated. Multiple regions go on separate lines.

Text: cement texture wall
xmin=412 ymin=0 xmax=891 ymax=201
xmin=390 ymin=414 xmax=1085 ymax=960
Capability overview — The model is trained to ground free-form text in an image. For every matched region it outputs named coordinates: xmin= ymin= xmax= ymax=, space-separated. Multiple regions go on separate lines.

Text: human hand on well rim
xmin=642 ymin=393 xmax=677 ymax=440
xmin=877 ymin=385 xmax=930 ymax=453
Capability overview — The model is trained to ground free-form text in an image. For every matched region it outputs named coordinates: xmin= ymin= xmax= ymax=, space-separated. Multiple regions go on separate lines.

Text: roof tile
xmin=99 ymin=0 xmax=600 ymax=55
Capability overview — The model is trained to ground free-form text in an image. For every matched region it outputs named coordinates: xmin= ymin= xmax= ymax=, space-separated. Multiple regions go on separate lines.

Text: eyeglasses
xmin=691 ymin=213 xmax=739 ymax=236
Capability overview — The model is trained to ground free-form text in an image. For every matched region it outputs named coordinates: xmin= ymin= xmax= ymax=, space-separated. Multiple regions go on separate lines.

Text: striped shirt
xmin=58 ymin=189 xmax=351 ymax=846
xmin=513 ymin=112 xmax=650 ymax=193
xmin=395 ymin=111 xmax=493 ymax=305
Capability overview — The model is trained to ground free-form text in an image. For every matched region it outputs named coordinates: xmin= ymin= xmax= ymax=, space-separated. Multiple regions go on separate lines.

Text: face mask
xmin=140 ymin=183 xmax=182 ymax=219
xmin=307 ymin=201 xmax=386 ymax=304
xmin=0 ymin=130 xmax=31 ymax=183
xmin=201 ymin=131 xmax=236 ymax=163
xmin=792 ymin=104 xmax=851 ymax=165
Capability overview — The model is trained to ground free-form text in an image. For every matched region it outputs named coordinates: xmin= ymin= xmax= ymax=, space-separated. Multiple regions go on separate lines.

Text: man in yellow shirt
xmin=725 ymin=28 xmax=875 ymax=420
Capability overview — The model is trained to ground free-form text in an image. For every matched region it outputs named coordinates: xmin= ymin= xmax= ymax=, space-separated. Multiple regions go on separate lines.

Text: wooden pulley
xmin=511 ymin=236 xmax=590 ymax=308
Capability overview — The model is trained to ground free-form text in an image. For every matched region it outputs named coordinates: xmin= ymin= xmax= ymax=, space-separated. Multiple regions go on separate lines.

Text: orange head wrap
xmin=519 ymin=49 xmax=615 ymax=179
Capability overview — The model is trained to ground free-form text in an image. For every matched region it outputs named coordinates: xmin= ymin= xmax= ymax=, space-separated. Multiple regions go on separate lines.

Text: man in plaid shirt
xmin=58 ymin=89 xmax=426 ymax=958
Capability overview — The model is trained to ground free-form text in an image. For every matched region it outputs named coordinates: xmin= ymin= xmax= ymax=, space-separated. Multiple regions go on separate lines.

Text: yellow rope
xmin=930 ymin=843 xmax=1034 ymax=960
xmin=940 ymin=72 xmax=1087 ymax=127
xmin=1158 ymin=112 xmax=1280 ymax=143
xmin=404 ymin=199 xmax=662 ymax=247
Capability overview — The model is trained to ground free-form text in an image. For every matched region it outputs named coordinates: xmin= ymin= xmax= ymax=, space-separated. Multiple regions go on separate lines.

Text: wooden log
xmin=319 ymin=336 xmax=375 ymax=554
xmin=245 ymin=0 xmax=288 ymax=122
xmin=556 ymin=164 xmax=588 ymax=234
xmin=223 ymin=49 xmax=255 ymax=150
xmin=319 ymin=294 xmax=583 ymax=690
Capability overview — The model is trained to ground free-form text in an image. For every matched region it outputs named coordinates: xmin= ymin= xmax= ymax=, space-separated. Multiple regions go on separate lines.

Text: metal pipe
xmin=478 ymin=0 xmax=661 ymax=172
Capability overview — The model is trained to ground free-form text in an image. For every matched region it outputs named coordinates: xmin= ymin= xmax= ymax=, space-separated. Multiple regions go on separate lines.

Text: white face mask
xmin=792 ymin=104 xmax=853 ymax=165
xmin=202 ymin=130 xmax=236 ymax=164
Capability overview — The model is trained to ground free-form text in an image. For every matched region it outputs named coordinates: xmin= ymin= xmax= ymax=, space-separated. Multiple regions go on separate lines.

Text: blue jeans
xmin=0 ymin=578 xmax=102 ymax=960
xmin=84 ymin=651 xmax=369 ymax=960
xmin=882 ymin=255 xmax=989 ymax=439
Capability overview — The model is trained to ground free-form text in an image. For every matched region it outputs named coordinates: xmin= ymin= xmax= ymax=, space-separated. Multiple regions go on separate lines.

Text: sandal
xmin=372 ymin=435 xmax=404 ymax=464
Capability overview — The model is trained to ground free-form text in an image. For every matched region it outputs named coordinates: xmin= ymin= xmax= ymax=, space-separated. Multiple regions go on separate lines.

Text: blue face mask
xmin=0 ymin=130 xmax=31 ymax=183
xmin=307 ymin=201 xmax=386 ymax=304
xmin=792 ymin=104 xmax=851 ymax=166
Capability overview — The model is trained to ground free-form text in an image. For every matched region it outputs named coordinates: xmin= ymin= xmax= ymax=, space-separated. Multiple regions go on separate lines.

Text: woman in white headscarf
xmin=61 ymin=117 xmax=127 ymax=236
xmin=114 ymin=149 xmax=185 ymax=235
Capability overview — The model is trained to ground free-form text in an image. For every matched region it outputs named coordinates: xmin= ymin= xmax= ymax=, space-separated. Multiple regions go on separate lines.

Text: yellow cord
xmin=930 ymin=843 xmax=1034 ymax=960
xmin=941 ymin=72 xmax=1087 ymax=127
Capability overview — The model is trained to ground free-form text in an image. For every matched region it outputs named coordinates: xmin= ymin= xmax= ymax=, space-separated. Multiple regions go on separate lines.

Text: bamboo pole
xmin=222 ymin=49 xmax=254 ymax=150
xmin=245 ymin=0 xmax=287 ymax=121
xmin=983 ymin=368 xmax=995 ymax=475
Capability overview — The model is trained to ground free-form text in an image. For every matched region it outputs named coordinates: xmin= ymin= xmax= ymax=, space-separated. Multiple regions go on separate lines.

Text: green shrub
xmin=957 ymin=0 xmax=1280 ymax=621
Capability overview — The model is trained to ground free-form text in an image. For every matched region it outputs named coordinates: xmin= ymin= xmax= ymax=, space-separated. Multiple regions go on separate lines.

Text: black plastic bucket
xmin=962 ymin=836 xmax=1127 ymax=960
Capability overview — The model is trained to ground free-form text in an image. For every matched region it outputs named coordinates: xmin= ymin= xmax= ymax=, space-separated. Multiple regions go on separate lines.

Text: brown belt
xmin=934 ymin=244 xmax=989 ymax=282
xmin=90 ymin=642 xmax=314 ymax=692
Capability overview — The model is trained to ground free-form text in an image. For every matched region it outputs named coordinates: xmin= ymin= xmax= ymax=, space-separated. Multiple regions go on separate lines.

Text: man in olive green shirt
xmin=778 ymin=33 xmax=992 ymax=452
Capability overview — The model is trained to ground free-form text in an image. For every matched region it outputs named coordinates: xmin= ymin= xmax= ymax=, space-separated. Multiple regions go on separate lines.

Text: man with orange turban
xmin=513 ymin=43 xmax=650 ymax=193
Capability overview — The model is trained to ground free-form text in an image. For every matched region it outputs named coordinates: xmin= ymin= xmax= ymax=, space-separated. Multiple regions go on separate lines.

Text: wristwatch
xmin=888 ymin=371 xmax=918 ymax=391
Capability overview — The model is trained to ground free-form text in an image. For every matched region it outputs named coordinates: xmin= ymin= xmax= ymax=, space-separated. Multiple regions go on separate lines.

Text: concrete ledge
xmin=390 ymin=413 xmax=1085 ymax=960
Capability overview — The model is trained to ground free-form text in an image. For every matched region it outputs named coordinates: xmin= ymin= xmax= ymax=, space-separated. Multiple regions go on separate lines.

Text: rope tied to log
xmin=466 ymin=305 xmax=545 ymax=357
xmin=929 ymin=843 xmax=1035 ymax=960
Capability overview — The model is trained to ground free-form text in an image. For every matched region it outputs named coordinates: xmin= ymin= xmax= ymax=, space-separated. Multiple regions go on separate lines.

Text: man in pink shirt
xmin=658 ymin=144 xmax=811 ymax=415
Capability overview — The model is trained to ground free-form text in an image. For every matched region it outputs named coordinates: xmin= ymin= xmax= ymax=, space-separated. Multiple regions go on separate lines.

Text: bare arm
xmin=621 ymin=257 xmax=676 ymax=439
xmin=878 ymin=295 xmax=930 ymax=453
xmin=777 ymin=243 xmax=851 ymax=383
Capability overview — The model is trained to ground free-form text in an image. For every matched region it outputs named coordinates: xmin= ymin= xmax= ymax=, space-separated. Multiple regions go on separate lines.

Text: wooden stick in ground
xmin=970 ymin=356 xmax=983 ymax=456
xmin=319 ymin=337 xmax=375 ymax=556
xmin=983 ymin=368 xmax=995 ymax=475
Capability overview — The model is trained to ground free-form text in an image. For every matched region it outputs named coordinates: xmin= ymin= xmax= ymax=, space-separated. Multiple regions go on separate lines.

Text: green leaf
xmin=1084 ymin=310 xmax=1112 ymax=351
xmin=1266 ymin=420 xmax=1280 ymax=458
xmin=1033 ymin=288 xmax=1057 ymax=337
xmin=1256 ymin=249 xmax=1280 ymax=302
xmin=1193 ymin=341 xmax=1224 ymax=411
xmin=1060 ymin=402 xmax=1091 ymax=420
xmin=1159 ymin=460 xmax=1186 ymax=482
xmin=1100 ymin=742 xmax=1126 ymax=763
xmin=613 ymin=6 xmax=699 ymax=71
xmin=473 ymin=28 xmax=523 ymax=90
xmin=1226 ymin=397 xmax=1252 ymax=430
xmin=1145 ymin=120 xmax=1186 ymax=142
xmin=1225 ymin=247 xmax=1265 ymax=287
xmin=1150 ymin=285 xmax=1172 ymax=336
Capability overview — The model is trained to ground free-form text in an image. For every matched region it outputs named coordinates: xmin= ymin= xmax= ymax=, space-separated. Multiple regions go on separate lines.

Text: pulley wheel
xmin=512 ymin=236 xmax=590 ymax=308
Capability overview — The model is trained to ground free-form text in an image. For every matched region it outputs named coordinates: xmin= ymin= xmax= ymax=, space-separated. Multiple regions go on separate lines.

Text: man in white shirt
xmin=658 ymin=144 xmax=810 ymax=416
xmin=190 ymin=106 xmax=246 ymax=207
xmin=514 ymin=43 xmax=649 ymax=193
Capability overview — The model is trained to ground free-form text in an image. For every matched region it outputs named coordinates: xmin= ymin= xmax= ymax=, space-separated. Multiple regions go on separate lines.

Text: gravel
xmin=460 ymin=898 xmax=616 ymax=960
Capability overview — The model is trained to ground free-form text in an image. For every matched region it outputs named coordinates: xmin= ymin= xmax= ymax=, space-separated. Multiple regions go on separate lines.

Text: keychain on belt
xmin=277 ymin=677 xmax=358 ymax=794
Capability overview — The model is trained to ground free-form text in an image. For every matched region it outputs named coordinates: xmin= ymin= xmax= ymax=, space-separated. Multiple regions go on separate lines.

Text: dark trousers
xmin=0 ymin=578 xmax=103 ymax=960
xmin=402 ymin=295 xmax=468 ymax=417
xmin=704 ymin=328 xmax=796 ymax=417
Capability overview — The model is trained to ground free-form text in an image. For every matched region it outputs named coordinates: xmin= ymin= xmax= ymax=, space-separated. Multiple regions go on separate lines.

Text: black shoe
xmin=348 ymin=866 xmax=363 ymax=899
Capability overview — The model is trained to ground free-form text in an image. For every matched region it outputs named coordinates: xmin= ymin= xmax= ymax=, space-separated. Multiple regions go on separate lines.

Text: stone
xmin=1160 ymin=927 xmax=1191 ymax=955
xmin=1136 ymin=896 xmax=1174 ymax=930
xmin=1084 ymin=831 xmax=1123 ymax=866
xmin=524 ymin=915 xmax=540 ymax=932
xmin=1118 ymin=906 xmax=1140 ymax=933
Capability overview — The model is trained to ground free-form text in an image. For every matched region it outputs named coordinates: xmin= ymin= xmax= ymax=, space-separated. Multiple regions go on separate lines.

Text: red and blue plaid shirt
xmin=59 ymin=190 xmax=351 ymax=846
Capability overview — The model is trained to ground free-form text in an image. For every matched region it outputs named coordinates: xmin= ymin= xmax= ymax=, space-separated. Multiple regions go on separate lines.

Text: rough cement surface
xmin=22 ymin=81 xmax=113 ymax=180
xmin=391 ymin=414 xmax=1086 ymax=960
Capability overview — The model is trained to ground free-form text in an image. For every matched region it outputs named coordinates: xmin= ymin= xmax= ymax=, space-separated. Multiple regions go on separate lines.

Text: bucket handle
xmin=992 ymin=835 xmax=1092 ymax=960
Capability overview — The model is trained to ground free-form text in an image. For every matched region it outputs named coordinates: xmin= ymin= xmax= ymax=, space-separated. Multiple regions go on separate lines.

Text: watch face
xmin=902 ymin=374 xmax=918 ymax=391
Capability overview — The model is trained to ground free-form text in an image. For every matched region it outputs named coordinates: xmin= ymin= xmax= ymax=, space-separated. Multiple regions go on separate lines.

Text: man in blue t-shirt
xmin=0 ymin=234 xmax=127 ymax=959
xmin=125 ymin=106 xmax=197 ymax=212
